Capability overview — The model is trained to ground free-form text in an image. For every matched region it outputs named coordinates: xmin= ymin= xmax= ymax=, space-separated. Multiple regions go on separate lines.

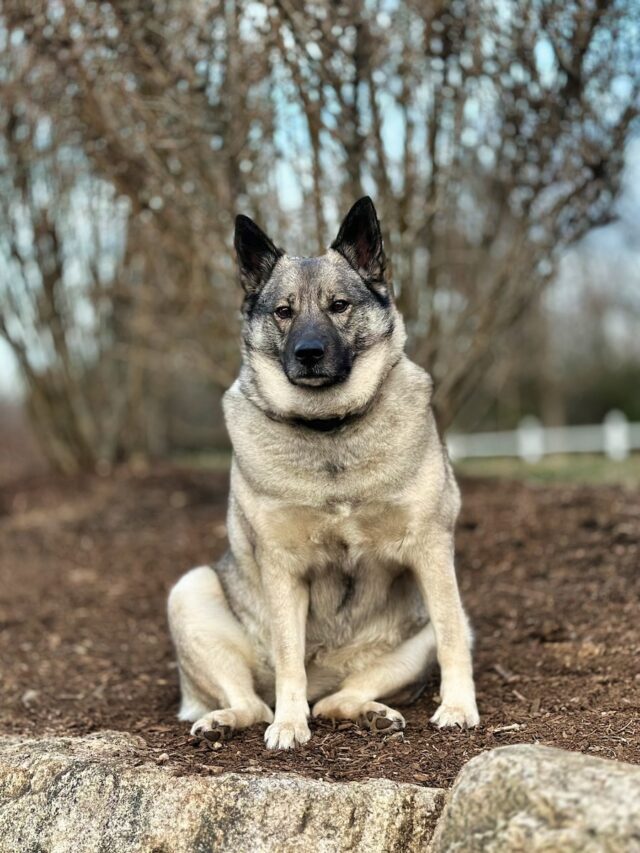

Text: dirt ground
xmin=0 ymin=464 xmax=638 ymax=788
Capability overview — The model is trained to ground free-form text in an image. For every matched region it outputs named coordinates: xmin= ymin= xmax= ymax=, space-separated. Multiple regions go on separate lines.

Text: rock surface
xmin=0 ymin=732 xmax=445 ymax=853
xmin=431 ymin=743 xmax=640 ymax=853
xmin=3 ymin=735 xmax=640 ymax=853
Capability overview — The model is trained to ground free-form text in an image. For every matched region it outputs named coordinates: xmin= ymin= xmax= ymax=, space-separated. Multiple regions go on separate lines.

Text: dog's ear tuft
xmin=234 ymin=215 xmax=284 ymax=296
xmin=331 ymin=197 xmax=388 ymax=297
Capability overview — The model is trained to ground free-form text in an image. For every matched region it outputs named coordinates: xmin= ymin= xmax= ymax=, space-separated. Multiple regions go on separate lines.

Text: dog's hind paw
xmin=190 ymin=709 xmax=238 ymax=744
xmin=190 ymin=699 xmax=274 ymax=746
xmin=358 ymin=703 xmax=406 ymax=734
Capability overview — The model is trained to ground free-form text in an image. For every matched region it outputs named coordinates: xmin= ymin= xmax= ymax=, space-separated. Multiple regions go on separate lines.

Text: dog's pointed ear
xmin=331 ymin=197 xmax=388 ymax=296
xmin=234 ymin=215 xmax=284 ymax=295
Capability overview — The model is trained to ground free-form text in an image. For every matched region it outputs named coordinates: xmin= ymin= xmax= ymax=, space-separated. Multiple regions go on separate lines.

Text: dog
xmin=168 ymin=197 xmax=479 ymax=750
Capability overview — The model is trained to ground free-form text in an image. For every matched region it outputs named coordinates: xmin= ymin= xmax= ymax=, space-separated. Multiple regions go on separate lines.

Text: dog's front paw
xmin=264 ymin=717 xmax=311 ymax=750
xmin=431 ymin=698 xmax=479 ymax=729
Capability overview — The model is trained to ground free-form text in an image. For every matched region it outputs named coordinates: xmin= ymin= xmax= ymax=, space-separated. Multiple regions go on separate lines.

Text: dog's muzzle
xmin=283 ymin=324 xmax=353 ymax=388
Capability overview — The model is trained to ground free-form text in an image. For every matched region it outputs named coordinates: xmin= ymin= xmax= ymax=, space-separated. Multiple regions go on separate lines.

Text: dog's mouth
xmin=282 ymin=350 xmax=354 ymax=390
xmin=287 ymin=372 xmax=347 ymax=389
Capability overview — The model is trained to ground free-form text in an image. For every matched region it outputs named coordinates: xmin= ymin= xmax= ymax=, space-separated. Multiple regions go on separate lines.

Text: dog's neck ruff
xmin=240 ymin=352 xmax=407 ymax=435
xmin=241 ymin=358 xmax=396 ymax=434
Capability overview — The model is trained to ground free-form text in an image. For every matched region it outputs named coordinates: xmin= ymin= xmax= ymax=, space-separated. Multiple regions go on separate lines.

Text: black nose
xmin=294 ymin=338 xmax=325 ymax=365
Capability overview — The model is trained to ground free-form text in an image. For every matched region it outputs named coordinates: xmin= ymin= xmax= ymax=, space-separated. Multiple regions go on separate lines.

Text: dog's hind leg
xmin=168 ymin=566 xmax=273 ymax=743
xmin=312 ymin=622 xmax=436 ymax=734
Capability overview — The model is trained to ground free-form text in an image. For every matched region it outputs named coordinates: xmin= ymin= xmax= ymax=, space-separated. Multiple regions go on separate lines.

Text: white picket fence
xmin=447 ymin=410 xmax=640 ymax=463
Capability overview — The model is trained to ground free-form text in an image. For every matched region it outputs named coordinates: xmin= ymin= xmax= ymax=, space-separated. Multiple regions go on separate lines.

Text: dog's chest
xmin=303 ymin=503 xmax=421 ymax=651
xmin=302 ymin=497 xmax=412 ymax=564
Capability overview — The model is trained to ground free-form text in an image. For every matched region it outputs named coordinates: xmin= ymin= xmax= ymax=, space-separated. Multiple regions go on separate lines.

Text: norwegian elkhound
xmin=168 ymin=197 xmax=479 ymax=749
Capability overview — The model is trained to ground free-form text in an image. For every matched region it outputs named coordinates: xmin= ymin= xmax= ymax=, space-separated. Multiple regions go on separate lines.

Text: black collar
xmin=288 ymin=412 xmax=362 ymax=432
xmin=260 ymin=404 xmax=366 ymax=433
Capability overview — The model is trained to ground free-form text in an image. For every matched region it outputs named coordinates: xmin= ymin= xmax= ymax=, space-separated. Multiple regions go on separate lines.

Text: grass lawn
xmin=454 ymin=453 xmax=640 ymax=488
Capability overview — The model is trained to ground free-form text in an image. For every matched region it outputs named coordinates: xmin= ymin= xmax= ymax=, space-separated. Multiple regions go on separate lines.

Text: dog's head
xmin=235 ymin=197 xmax=406 ymax=420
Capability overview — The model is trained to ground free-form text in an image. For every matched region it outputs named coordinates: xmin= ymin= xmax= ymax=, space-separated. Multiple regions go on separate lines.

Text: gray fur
xmin=168 ymin=197 xmax=479 ymax=750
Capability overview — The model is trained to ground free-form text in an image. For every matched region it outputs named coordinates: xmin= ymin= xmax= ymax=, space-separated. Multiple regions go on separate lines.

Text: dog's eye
xmin=274 ymin=306 xmax=292 ymax=320
xmin=330 ymin=300 xmax=350 ymax=314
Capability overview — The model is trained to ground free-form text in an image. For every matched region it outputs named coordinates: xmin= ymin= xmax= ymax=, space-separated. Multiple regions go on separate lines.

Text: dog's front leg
xmin=261 ymin=550 xmax=311 ymax=749
xmin=412 ymin=524 xmax=479 ymax=728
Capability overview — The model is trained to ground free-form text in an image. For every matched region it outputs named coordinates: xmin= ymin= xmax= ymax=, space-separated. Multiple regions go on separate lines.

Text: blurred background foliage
xmin=0 ymin=0 xmax=639 ymax=472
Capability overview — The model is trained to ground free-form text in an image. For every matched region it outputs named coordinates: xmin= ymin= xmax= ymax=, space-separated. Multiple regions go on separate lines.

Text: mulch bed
xmin=0 ymin=465 xmax=638 ymax=788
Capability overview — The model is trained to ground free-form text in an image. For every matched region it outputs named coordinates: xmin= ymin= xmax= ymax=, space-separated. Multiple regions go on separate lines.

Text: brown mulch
xmin=0 ymin=465 xmax=638 ymax=788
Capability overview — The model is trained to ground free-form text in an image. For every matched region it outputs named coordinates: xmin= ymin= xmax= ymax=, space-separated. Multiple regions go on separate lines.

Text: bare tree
xmin=0 ymin=0 xmax=638 ymax=469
